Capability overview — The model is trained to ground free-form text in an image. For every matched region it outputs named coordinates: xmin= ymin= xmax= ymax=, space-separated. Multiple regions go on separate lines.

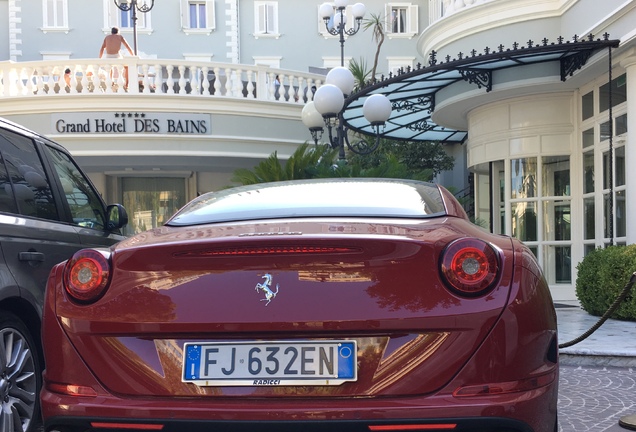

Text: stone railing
xmin=429 ymin=0 xmax=492 ymax=24
xmin=0 ymin=58 xmax=325 ymax=104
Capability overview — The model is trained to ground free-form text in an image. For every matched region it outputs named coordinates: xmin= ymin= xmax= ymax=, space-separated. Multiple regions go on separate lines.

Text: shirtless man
xmin=99 ymin=27 xmax=134 ymax=58
xmin=99 ymin=27 xmax=134 ymax=88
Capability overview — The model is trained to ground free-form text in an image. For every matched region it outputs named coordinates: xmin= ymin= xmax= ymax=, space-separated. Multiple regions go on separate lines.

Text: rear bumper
xmin=41 ymin=383 xmax=555 ymax=432
xmin=43 ymin=417 xmax=535 ymax=432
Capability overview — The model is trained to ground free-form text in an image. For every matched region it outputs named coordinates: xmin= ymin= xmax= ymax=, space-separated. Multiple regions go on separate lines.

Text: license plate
xmin=182 ymin=340 xmax=357 ymax=386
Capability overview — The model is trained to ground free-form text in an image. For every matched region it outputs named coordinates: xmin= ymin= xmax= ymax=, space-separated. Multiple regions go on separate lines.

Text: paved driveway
xmin=559 ymin=364 xmax=636 ymax=432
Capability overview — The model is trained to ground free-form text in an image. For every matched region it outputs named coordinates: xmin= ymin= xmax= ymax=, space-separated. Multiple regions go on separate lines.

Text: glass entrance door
xmin=122 ymin=177 xmax=186 ymax=235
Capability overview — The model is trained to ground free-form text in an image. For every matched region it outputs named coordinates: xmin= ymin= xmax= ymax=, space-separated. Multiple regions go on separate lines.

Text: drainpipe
xmin=608 ymin=46 xmax=614 ymax=246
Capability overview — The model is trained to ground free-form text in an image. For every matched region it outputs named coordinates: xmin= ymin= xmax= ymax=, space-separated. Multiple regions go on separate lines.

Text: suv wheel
xmin=0 ymin=312 xmax=40 ymax=432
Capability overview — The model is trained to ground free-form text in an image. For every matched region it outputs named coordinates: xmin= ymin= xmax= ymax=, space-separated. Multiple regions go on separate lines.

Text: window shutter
xmin=256 ymin=3 xmax=266 ymax=33
xmin=106 ymin=0 xmax=119 ymax=28
xmin=407 ymin=4 xmax=418 ymax=34
xmin=180 ymin=0 xmax=188 ymax=28
xmin=317 ymin=4 xmax=325 ymax=35
xmin=206 ymin=0 xmax=216 ymax=30
xmin=345 ymin=4 xmax=354 ymax=28
xmin=43 ymin=0 xmax=51 ymax=27
xmin=267 ymin=3 xmax=278 ymax=34
xmin=59 ymin=0 xmax=68 ymax=27
xmin=384 ymin=4 xmax=392 ymax=34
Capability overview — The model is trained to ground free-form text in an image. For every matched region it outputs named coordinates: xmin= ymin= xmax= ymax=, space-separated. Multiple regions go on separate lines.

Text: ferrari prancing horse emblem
xmin=255 ymin=274 xmax=279 ymax=306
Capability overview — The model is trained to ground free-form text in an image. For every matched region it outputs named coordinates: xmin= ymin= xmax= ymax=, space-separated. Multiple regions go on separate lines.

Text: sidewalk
xmin=556 ymin=302 xmax=636 ymax=367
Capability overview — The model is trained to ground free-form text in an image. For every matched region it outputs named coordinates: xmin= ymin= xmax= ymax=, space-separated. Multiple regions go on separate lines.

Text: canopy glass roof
xmin=342 ymin=35 xmax=619 ymax=143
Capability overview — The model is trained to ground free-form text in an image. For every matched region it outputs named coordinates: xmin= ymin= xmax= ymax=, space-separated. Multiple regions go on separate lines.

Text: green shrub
xmin=575 ymin=245 xmax=636 ymax=321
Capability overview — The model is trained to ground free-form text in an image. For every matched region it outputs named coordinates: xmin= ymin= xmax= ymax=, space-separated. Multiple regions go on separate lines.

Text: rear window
xmin=167 ymin=178 xmax=447 ymax=226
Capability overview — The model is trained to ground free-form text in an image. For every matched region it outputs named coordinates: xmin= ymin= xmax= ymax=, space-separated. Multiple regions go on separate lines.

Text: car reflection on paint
xmin=40 ymin=178 xmax=558 ymax=432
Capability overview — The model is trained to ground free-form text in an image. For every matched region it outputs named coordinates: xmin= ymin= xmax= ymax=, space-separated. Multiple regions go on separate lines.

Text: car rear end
xmin=40 ymin=180 xmax=557 ymax=432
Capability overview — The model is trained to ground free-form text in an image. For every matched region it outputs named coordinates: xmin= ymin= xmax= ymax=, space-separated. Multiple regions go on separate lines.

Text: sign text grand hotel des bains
xmin=53 ymin=112 xmax=211 ymax=135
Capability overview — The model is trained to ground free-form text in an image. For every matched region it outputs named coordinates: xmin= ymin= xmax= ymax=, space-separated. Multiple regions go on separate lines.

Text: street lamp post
xmin=318 ymin=0 xmax=366 ymax=67
xmin=113 ymin=0 xmax=155 ymax=56
xmin=302 ymin=0 xmax=391 ymax=161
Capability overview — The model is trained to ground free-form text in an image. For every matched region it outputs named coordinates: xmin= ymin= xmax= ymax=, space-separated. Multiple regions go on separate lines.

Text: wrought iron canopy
xmin=342 ymin=34 xmax=619 ymax=143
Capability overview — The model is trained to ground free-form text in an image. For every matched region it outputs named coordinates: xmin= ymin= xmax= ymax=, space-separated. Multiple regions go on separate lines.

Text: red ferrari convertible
xmin=41 ymin=178 xmax=558 ymax=432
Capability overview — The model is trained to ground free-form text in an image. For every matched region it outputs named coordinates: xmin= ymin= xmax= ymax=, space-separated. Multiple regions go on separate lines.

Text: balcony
xmin=0 ymin=58 xmax=324 ymax=103
xmin=0 ymin=59 xmax=327 ymax=170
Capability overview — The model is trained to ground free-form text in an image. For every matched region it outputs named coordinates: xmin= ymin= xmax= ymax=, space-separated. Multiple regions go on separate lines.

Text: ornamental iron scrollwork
xmin=392 ymin=95 xmax=434 ymax=113
xmin=406 ymin=120 xmax=437 ymax=133
xmin=345 ymin=135 xmax=381 ymax=155
xmin=561 ymin=51 xmax=592 ymax=81
xmin=459 ymin=69 xmax=492 ymax=92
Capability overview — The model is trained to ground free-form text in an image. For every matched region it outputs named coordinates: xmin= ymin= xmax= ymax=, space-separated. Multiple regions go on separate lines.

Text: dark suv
xmin=0 ymin=117 xmax=127 ymax=432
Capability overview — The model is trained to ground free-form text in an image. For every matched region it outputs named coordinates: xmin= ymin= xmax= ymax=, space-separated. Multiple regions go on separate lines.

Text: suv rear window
xmin=0 ymin=128 xmax=58 ymax=220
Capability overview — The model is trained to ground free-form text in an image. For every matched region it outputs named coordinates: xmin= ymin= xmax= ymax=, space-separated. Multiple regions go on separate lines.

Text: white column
xmin=620 ymin=53 xmax=636 ymax=244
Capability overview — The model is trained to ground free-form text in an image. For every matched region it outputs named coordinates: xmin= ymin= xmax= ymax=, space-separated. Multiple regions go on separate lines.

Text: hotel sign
xmin=52 ymin=112 xmax=211 ymax=135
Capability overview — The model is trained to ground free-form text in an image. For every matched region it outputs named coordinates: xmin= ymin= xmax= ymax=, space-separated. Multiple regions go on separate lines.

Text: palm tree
xmin=363 ymin=12 xmax=386 ymax=84
xmin=231 ymin=143 xmax=337 ymax=185
xmin=348 ymin=57 xmax=371 ymax=91
xmin=231 ymin=140 xmax=447 ymax=186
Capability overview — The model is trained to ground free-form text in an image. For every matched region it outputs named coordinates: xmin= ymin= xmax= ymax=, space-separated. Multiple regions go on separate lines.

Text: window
xmin=254 ymin=2 xmax=279 ymax=37
xmin=105 ymin=0 xmax=152 ymax=32
xmin=599 ymin=73 xmax=626 ymax=113
xmin=501 ymin=156 xmax=574 ymax=284
xmin=510 ymin=158 xmax=538 ymax=242
xmin=616 ymin=113 xmax=627 ymax=136
xmin=391 ymin=6 xmax=407 ymax=33
xmin=0 ymin=146 xmax=17 ymax=215
xmin=542 ymin=156 xmax=571 ymax=242
xmin=44 ymin=145 xmax=107 ymax=230
xmin=180 ymin=0 xmax=216 ymax=34
xmin=42 ymin=0 xmax=68 ymax=30
xmin=0 ymin=130 xmax=58 ymax=220
xmin=510 ymin=158 xmax=536 ymax=199
xmin=120 ymin=9 xmax=133 ymax=28
xmin=580 ymin=73 xmax=628 ymax=249
xmin=581 ymin=91 xmax=593 ymax=120
xmin=385 ymin=3 xmax=418 ymax=38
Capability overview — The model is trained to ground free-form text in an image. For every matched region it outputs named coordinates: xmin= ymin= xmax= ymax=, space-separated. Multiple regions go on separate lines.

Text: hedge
xmin=576 ymin=244 xmax=636 ymax=321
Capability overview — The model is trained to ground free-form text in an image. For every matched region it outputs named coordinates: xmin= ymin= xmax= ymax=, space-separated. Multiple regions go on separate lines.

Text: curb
xmin=559 ymin=353 xmax=636 ymax=367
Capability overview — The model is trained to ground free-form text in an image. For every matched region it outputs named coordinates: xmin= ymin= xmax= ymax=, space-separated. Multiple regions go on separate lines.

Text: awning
xmin=342 ymin=35 xmax=620 ymax=143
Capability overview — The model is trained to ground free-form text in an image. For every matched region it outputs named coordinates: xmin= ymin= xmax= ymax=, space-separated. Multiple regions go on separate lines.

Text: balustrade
xmin=429 ymin=0 xmax=491 ymax=24
xmin=0 ymin=59 xmax=323 ymax=104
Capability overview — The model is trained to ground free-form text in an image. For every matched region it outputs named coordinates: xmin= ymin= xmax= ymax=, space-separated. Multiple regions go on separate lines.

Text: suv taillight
xmin=440 ymin=238 xmax=500 ymax=297
xmin=64 ymin=249 xmax=111 ymax=303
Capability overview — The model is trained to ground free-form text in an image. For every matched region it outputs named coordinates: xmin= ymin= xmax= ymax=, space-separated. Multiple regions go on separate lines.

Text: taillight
xmin=440 ymin=238 xmax=500 ymax=296
xmin=64 ymin=249 xmax=111 ymax=303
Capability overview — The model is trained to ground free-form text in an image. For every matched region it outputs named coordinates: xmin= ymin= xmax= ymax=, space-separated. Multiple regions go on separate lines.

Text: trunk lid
xmin=56 ymin=218 xmax=514 ymax=398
